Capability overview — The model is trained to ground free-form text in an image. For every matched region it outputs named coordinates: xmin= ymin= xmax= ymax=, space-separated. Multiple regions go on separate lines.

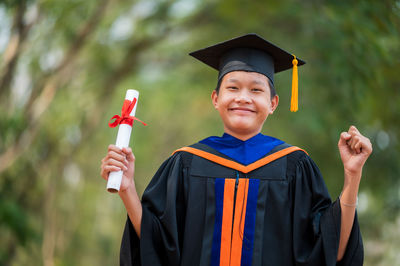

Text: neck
xmin=224 ymin=129 xmax=261 ymax=141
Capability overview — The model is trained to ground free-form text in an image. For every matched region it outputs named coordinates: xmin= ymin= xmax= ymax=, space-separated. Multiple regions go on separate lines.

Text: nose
xmin=235 ymin=89 xmax=251 ymax=103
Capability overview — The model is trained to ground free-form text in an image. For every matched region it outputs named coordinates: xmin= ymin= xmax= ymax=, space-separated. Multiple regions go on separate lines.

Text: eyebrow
xmin=252 ymin=80 xmax=265 ymax=86
xmin=226 ymin=78 xmax=239 ymax=83
xmin=226 ymin=78 xmax=266 ymax=86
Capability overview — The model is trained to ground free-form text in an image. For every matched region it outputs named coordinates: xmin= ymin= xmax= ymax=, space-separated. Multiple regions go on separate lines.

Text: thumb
xmin=338 ymin=132 xmax=351 ymax=147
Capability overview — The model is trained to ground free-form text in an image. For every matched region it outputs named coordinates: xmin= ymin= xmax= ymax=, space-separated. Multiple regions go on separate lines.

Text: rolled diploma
xmin=107 ymin=89 xmax=139 ymax=193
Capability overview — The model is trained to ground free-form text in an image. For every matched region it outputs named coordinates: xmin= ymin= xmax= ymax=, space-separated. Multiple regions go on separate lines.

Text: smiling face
xmin=212 ymin=71 xmax=279 ymax=140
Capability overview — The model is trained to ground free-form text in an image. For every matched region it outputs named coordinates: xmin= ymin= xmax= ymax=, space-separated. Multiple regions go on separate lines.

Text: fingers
xmin=108 ymin=145 xmax=135 ymax=162
xmin=345 ymin=126 xmax=360 ymax=145
xmin=101 ymin=145 xmax=135 ymax=180
xmin=348 ymin=125 xmax=360 ymax=135
xmin=338 ymin=132 xmax=351 ymax=147
xmin=107 ymin=145 xmax=133 ymax=164
xmin=122 ymin=147 xmax=136 ymax=162
xmin=105 ymin=151 xmax=128 ymax=168
xmin=100 ymin=157 xmax=128 ymax=179
xmin=341 ymin=132 xmax=352 ymax=141
xmin=346 ymin=134 xmax=362 ymax=154
xmin=354 ymin=141 xmax=362 ymax=154
xmin=108 ymin=144 xmax=124 ymax=154
xmin=108 ymin=158 xmax=128 ymax=171
xmin=349 ymin=135 xmax=361 ymax=152
xmin=361 ymin=136 xmax=373 ymax=154
xmin=342 ymin=126 xmax=373 ymax=155
xmin=100 ymin=165 xmax=122 ymax=180
xmin=106 ymin=149 xmax=125 ymax=162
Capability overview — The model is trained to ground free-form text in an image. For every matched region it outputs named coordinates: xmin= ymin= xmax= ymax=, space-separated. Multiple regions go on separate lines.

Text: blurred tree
xmin=0 ymin=0 xmax=213 ymax=264
xmin=0 ymin=0 xmax=399 ymax=265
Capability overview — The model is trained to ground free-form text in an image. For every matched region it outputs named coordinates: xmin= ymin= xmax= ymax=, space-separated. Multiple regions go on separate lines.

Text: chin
xmin=229 ymin=118 xmax=254 ymax=127
xmin=227 ymin=123 xmax=256 ymax=134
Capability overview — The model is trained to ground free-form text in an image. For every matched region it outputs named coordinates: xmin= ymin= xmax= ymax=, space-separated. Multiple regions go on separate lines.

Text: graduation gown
xmin=120 ymin=142 xmax=363 ymax=266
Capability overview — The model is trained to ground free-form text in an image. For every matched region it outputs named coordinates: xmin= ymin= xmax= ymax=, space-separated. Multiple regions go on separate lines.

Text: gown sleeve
xmin=120 ymin=152 xmax=189 ymax=266
xmin=292 ymin=153 xmax=363 ymax=266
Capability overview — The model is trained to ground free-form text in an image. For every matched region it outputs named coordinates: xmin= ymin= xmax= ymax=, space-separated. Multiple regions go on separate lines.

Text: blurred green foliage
xmin=0 ymin=0 xmax=399 ymax=265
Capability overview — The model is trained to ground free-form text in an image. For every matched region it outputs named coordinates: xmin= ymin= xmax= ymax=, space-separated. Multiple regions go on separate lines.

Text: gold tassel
xmin=290 ymin=55 xmax=298 ymax=112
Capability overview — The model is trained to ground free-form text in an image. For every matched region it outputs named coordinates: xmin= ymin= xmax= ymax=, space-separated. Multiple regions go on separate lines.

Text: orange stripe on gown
xmin=220 ymin=179 xmax=236 ymax=266
xmin=230 ymin=179 xmax=249 ymax=265
xmin=173 ymin=146 xmax=307 ymax=174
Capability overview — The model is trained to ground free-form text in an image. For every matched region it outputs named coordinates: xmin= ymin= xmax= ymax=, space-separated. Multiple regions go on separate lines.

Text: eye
xmin=252 ymin=88 xmax=263 ymax=92
xmin=227 ymin=86 xmax=239 ymax=90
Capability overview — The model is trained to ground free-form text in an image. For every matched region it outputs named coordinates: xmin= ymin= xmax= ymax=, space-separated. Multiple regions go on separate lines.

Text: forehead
xmin=221 ymin=71 xmax=270 ymax=86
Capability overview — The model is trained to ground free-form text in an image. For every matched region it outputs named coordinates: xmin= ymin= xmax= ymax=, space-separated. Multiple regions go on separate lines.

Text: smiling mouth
xmin=229 ymin=107 xmax=255 ymax=113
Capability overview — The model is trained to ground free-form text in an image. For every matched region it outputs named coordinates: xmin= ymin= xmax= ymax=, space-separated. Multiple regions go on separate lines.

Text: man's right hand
xmin=100 ymin=145 xmax=136 ymax=192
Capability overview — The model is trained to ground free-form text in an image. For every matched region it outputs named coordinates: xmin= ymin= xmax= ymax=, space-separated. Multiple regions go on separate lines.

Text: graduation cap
xmin=189 ymin=33 xmax=305 ymax=112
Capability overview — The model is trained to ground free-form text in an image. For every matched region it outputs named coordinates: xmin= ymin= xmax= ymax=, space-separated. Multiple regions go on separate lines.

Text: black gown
xmin=120 ymin=142 xmax=363 ymax=266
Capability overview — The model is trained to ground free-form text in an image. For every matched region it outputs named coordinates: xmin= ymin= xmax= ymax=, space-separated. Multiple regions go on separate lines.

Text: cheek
xmin=217 ymin=96 xmax=231 ymax=109
xmin=257 ymin=100 xmax=272 ymax=116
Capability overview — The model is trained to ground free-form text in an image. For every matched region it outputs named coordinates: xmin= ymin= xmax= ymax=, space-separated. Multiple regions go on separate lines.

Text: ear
xmin=211 ymin=90 xmax=219 ymax=109
xmin=269 ymin=95 xmax=279 ymax=114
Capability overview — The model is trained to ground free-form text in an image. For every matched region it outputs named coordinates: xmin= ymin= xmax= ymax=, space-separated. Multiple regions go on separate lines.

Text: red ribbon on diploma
xmin=108 ymin=98 xmax=147 ymax=128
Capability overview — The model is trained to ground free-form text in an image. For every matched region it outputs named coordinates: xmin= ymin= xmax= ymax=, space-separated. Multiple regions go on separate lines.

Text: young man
xmin=101 ymin=34 xmax=372 ymax=266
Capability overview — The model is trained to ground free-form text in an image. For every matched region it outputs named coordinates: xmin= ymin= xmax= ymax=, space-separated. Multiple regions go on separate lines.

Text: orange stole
xmin=220 ymin=179 xmax=235 ymax=265
xmin=173 ymin=146 xmax=307 ymax=174
xmin=230 ymin=178 xmax=249 ymax=265
xmin=219 ymin=178 xmax=250 ymax=265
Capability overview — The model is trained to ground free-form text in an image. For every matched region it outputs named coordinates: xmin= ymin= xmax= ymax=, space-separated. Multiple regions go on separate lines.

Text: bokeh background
xmin=0 ymin=0 xmax=399 ymax=265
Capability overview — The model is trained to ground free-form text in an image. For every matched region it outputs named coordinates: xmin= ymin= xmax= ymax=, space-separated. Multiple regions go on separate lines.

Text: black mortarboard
xmin=189 ymin=33 xmax=306 ymax=112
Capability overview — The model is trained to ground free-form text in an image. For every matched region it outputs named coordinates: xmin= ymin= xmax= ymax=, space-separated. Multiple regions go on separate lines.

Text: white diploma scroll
xmin=107 ymin=90 xmax=139 ymax=193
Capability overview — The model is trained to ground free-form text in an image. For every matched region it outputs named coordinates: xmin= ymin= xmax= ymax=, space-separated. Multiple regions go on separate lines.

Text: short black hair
xmin=214 ymin=76 xmax=276 ymax=98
